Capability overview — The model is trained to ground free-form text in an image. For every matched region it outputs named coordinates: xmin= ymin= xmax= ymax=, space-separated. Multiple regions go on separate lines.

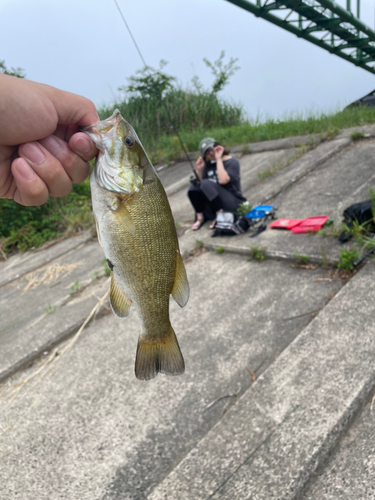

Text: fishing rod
xmin=112 ymin=0 xmax=199 ymax=180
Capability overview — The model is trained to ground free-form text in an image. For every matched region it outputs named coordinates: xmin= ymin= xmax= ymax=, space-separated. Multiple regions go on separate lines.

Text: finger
xmin=18 ymin=141 xmax=72 ymax=196
xmin=69 ymin=132 xmax=98 ymax=162
xmin=38 ymin=135 xmax=91 ymax=183
xmin=54 ymin=124 xmax=79 ymax=143
xmin=0 ymin=145 xmax=17 ymax=198
xmin=11 ymin=157 xmax=49 ymax=206
xmin=42 ymin=85 xmax=99 ymax=127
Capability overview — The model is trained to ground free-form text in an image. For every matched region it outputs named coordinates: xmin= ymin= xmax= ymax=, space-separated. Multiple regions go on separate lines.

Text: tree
xmin=0 ymin=60 xmax=25 ymax=78
xmin=203 ymin=50 xmax=240 ymax=94
xmin=119 ymin=60 xmax=176 ymax=100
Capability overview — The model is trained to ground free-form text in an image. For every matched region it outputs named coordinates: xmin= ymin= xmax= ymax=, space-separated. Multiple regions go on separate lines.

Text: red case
xmin=270 ymin=219 xmax=303 ymax=230
xmin=291 ymin=216 xmax=329 ymax=233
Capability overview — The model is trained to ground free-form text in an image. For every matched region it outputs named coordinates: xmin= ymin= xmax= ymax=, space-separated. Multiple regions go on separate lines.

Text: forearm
xmin=216 ymin=158 xmax=230 ymax=184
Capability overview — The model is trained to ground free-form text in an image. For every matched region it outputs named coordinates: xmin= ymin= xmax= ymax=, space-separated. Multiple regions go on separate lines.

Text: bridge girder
xmin=226 ymin=0 xmax=375 ymax=74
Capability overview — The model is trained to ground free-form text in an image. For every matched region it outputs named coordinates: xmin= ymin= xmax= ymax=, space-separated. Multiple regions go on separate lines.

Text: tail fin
xmin=135 ymin=326 xmax=185 ymax=381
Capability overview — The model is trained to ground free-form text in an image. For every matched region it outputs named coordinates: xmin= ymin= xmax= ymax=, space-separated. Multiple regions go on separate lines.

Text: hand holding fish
xmin=0 ymin=74 xmax=99 ymax=206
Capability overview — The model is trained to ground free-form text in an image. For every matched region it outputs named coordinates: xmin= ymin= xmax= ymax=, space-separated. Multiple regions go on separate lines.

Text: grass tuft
xmin=337 ymin=248 xmax=360 ymax=271
xmin=249 ymin=246 xmax=266 ymax=262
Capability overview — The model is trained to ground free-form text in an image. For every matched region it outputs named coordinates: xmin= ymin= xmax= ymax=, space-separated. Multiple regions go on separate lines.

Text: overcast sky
xmin=1 ymin=0 xmax=375 ymax=121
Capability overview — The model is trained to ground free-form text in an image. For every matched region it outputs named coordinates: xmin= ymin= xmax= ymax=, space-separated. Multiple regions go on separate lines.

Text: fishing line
xmin=112 ymin=0 xmax=198 ymax=179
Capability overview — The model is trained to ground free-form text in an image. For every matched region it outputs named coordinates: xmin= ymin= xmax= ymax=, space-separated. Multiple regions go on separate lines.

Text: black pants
xmin=188 ymin=179 xmax=243 ymax=220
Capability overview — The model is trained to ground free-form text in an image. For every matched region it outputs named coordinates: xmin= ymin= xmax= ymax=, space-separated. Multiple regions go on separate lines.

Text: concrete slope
xmin=0 ymin=252 xmax=342 ymax=500
xmin=0 ymin=240 xmax=107 ymax=382
xmin=0 ymin=231 xmax=93 ymax=288
xmin=149 ymin=261 xmax=375 ymax=500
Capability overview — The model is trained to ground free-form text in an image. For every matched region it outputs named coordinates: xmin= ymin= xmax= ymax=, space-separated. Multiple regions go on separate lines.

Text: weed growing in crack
xmin=45 ymin=303 xmax=58 ymax=315
xmin=350 ymin=131 xmax=365 ymax=141
xmin=70 ymin=280 xmax=81 ymax=297
xmin=293 ymin=251 xmax=309 ymax=265
xmin=249 ymin=246 xmax=266 ymax=262
xmin=337 ymin=248 xmax=360 ymax=271
xmin=236 ymin=201 xmax=252 ymax=216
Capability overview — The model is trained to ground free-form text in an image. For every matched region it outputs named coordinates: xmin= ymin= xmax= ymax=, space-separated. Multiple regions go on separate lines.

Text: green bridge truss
xmin=226 ymin=0 xmax=375 ymax=75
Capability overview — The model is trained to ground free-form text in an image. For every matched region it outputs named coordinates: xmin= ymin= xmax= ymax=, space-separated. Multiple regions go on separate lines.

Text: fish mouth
xmin=79 ymin=109 xmax=123 ymax=145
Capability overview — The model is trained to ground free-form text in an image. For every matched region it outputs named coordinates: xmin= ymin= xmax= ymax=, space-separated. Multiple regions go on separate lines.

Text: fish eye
xmin=123 ymin=135 xmax=135 ymax=148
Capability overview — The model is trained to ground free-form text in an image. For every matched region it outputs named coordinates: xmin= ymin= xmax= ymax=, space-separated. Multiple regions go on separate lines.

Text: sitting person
xmin=188 ymin=137 xmax=245 ymax=230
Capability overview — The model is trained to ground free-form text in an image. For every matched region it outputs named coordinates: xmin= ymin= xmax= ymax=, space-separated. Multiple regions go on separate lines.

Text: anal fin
xmin=171 ymin=250 xmax=189 ymax=307
xmin=110 ymin=273 xmax=132 ymax=318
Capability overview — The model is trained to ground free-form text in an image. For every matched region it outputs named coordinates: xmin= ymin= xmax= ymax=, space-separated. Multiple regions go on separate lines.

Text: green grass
xmin=98 ymin=102 xmax=375 ymax=164
xmin=70 ymin=280 xmax=81 ymax=297
xmin=337 ymin=248 xmax=360 ymax=271
xmin=236 ymin=202 xmax=252 ymax=216
xmin=293 ymin=251 xmax=309 ymax=265
xmin=0 ymin=178 xmax=94 ymax=255
xmin=350 ymin=131 xmax=365 ymax=140
xmin=45 ymin=303 xmax=58 ymax=315
xmin=249 ymin=246 xmax=267 ymax=262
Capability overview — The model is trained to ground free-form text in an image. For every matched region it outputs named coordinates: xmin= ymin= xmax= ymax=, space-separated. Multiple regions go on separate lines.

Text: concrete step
xmin=299 ymin=392 xmax=375 ymax=499
xmin=148 ymin=261 xmax=375 ymax=500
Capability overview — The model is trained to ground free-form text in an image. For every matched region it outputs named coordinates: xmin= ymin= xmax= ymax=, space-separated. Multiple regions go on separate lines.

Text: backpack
xmin=211 ymin=212 xmax=250 ymax=237
xmin=339 ymin=199 xmax=375 ymax=243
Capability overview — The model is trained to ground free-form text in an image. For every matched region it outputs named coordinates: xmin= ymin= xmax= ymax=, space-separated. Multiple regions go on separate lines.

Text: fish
xmin=81 ymin=110 xmax=189 ymax=381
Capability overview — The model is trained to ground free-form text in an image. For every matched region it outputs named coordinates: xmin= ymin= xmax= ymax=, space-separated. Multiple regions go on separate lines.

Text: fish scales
xmin=83 ymin=110 xmax=189 ymax=380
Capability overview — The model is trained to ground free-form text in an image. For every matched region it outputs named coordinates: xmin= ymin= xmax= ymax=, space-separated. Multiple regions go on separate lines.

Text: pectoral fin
xmin=107 ymin=196 xmax=136 ymax=235
xmin=171 ymin=251 xmax=189 ymax=307
xmin=110 ymin=273 xmax=132 ymax=318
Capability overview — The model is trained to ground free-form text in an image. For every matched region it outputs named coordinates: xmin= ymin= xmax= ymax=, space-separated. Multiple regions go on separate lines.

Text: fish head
xmin=81 ymin=110 xmax=151 ymax=195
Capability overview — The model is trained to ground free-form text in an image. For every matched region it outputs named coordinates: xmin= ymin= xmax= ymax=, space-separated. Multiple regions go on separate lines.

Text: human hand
xmin=196 ymin=156 xmax=205 ymax=170
xmin=0 ymin=74 xmax=99 ymax=206
xmin=214 ymin=145 xmax=224 ymax=160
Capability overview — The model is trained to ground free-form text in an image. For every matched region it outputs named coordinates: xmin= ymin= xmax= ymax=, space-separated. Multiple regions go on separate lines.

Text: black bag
xmin=339 ymin=199 xmax=375 ymax=243
xmin=211 ymin=212 xmax=250 ymax=237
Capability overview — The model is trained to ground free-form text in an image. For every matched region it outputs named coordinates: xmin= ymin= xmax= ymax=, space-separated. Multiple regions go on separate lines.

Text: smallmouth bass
xmin=81 ymin=110 xmax=189 ymax=381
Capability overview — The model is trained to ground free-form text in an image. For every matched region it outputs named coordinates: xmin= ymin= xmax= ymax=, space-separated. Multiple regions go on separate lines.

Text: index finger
xmin=37 ymin=82 xmax=99 ymax=127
